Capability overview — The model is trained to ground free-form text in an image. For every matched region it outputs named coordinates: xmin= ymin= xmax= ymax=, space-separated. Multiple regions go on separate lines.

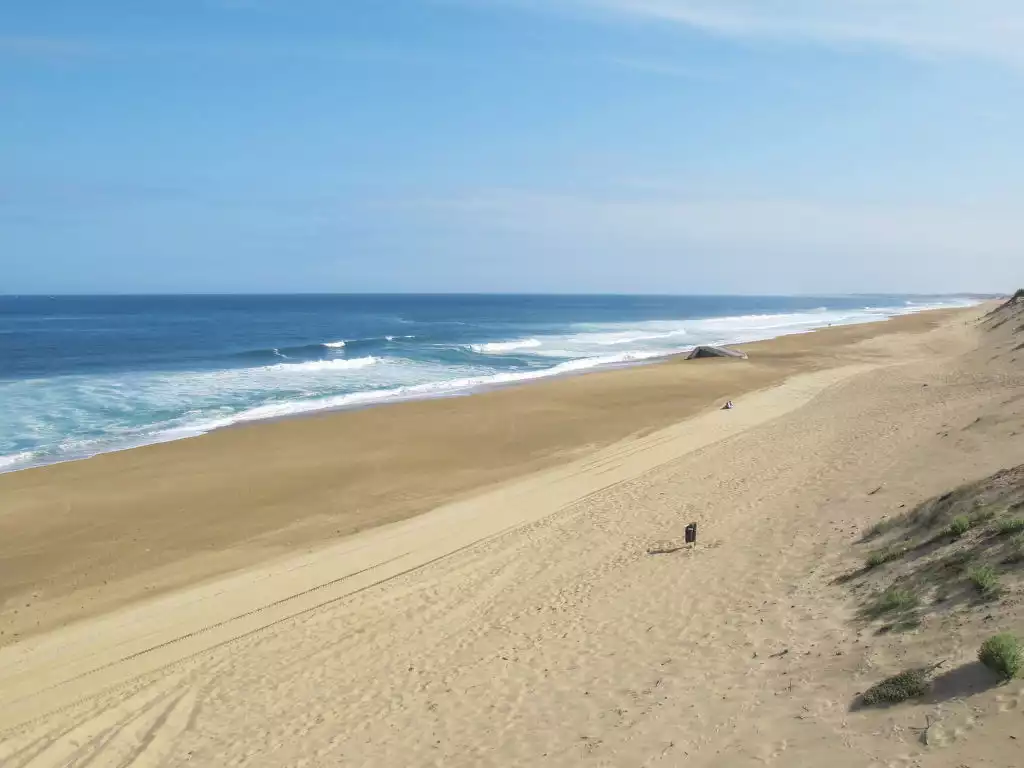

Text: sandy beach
xmin=3 ymin=301 xmax=1024 ymax=767
xmin=0 ymin=310 xmax=963 ymax=642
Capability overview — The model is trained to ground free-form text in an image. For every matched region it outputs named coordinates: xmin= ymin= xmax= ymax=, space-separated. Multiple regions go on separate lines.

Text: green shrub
xmin=869 ymin=587 xmax=919 ymax=617
xmin=860 ymin=668 xmax=929 ymax=706
xmin=967 ymin=564 xmax=1001 ymax=598
xmin=948 ymin=516 xmax=971 ymax=537
xmin=865 ymin=546 xmax=908 ymax=569
xmin=996 ymin=517 xmax=1024 ymax=535
xmin=978 ymin=633 xmax=1023 ymax=680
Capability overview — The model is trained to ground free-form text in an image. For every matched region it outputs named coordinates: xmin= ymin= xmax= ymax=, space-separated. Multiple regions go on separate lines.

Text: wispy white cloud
xmin=409 ymin=190 xmax=1023 ymax=253
xmin=509 ymin=1 xmax=1024 ymax=66
xmin=387 ymin=190 xmax=1022 ymax=293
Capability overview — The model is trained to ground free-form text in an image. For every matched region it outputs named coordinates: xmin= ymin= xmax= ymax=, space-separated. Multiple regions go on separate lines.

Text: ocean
xmin=0 ymin=294 xmax=979 ymax=473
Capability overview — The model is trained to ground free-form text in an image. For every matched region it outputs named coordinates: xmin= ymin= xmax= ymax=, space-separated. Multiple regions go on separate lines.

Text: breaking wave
xmin=468 ymin=338 xmax=542 ymax=354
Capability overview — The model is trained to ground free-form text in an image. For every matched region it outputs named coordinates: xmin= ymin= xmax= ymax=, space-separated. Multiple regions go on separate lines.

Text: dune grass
xmin=967 ymin=564 xmax=1001 ymax=599
xmin=948 ymin=516 xmax=971 ymax=538
xmin=861 ymin=517 xmax=902 ymax=542
xmin=1006 ymin=533 xmax=1024 ymax=564
xmin=860 ymin=668 xmax=929 ymax=706
xmin=868 ymin=586 xmax=919 ymax=618
xmin=978 ymin=633 xmax=1023 ymax=681
xmin=970 ymin=507 xmax=999 ymax=525
xmin=996 ymin=517 xmax=1024 ymax=536
xmin=865 ymin=546 xmax=909 ymax=570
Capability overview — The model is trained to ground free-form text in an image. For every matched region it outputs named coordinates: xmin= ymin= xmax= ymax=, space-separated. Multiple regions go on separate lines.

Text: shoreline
xmin=0 ymin=301 xmax=980 ymax=477
xmin=0 ymin=305 xmax=977 ymax=647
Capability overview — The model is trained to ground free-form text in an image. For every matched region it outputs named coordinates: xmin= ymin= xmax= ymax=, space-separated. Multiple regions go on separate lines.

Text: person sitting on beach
xmin=723 ymin=400 xmax=734 ymax=410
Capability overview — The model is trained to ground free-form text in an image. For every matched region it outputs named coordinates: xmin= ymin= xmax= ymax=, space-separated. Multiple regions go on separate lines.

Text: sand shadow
xmin=849 ymin=662 xmax=1002 ymax=712
xmin=925 ymin=661 xmax=1003 ymax=704
xmin=832 ymin=567 xmax=867 ymax=585
xmin=647 ymin=544 xmax=685 ymax=555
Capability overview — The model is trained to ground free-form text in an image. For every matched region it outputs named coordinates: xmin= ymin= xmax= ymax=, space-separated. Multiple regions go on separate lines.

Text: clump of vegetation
xmin=970 ymin=507 xmax=998 ymax=525
xmin=860 ymin=514 xmax=909 ymax=544
xmin=861 ymin=516 xmax=902 ymax=542
xmin=996 ymin=517 xmax=1024 ymax=536
xmin=868 ymin=587 xmax=919 ymax=617
xmin=860 ymin=668 xmax=929 ymax=707
xmin=948 ymin=516 xmax=972 ymax=538
xmin=849 ymin=468 xmax=1024 ymax=634
xmin=1006 ymin=534 xmax=1024 ymax=564
xmin=865 ymin=546 xmax=908 ymax=569
xmin=978 ymin=633 xmax=1023 ymax=681
xmin=943 ymin=549 xmax=975 ymax=571
xmin=967 ymin=564 xmax=1001 ymax=598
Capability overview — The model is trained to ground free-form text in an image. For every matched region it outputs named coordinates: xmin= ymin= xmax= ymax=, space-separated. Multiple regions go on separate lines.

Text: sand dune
xmin=3 ymin=303 xmax=1024 ymax=766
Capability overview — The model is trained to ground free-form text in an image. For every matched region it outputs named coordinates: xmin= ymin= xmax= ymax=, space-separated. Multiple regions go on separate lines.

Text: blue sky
xmin=2 ymin=0 xmax=1022 ymax=294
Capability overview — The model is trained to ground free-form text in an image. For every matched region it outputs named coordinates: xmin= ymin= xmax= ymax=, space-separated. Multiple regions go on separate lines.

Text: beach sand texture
xmin=3 ymin=302 xmax=1024 ymax=766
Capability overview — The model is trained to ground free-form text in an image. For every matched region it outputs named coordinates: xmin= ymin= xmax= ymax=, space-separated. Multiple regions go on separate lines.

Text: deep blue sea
xmin=0 ymin=294 xmax=979 ymax=473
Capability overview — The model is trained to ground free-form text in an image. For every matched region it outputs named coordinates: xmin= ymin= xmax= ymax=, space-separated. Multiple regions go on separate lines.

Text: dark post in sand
xmin=685 ymin=523 xmax=698 ymax=545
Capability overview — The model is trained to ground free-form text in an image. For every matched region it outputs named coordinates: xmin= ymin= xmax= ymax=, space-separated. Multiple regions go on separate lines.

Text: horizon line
xmin=0 ymin=290 xmax=1003 ymax=299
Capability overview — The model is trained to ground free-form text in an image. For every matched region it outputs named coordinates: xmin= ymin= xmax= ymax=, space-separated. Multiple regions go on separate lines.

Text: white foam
xmin=322 ymin=340 xmax=347 ymax=348
xmin=463 ymin=304 xmax=958 ymax=364
xmin=268 ymin=356 xmax=378 ymax=372
xmin=542 ymin=350 xmax=667 ymax=372
xmin=223 ymin=349 xmax=667 ymax=426
xmin=577 ymin=329 xmax=689 ymax=346
xmin=0 ymin=451 xmax=35 ymax=470
xmin=469 ymin=338 xmax=542 ymax=353
xmin=525 ymin=300 xmax=979 ymax=362
xmin=530 ymin=348 xmax=579 ymax=358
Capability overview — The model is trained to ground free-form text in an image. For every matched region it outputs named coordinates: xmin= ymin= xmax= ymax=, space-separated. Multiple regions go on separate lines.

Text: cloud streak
xmin=389 ymin=190 xmax=1022 ymax=293
xmin=515 ymin=1 xmax=1024 ymax=66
